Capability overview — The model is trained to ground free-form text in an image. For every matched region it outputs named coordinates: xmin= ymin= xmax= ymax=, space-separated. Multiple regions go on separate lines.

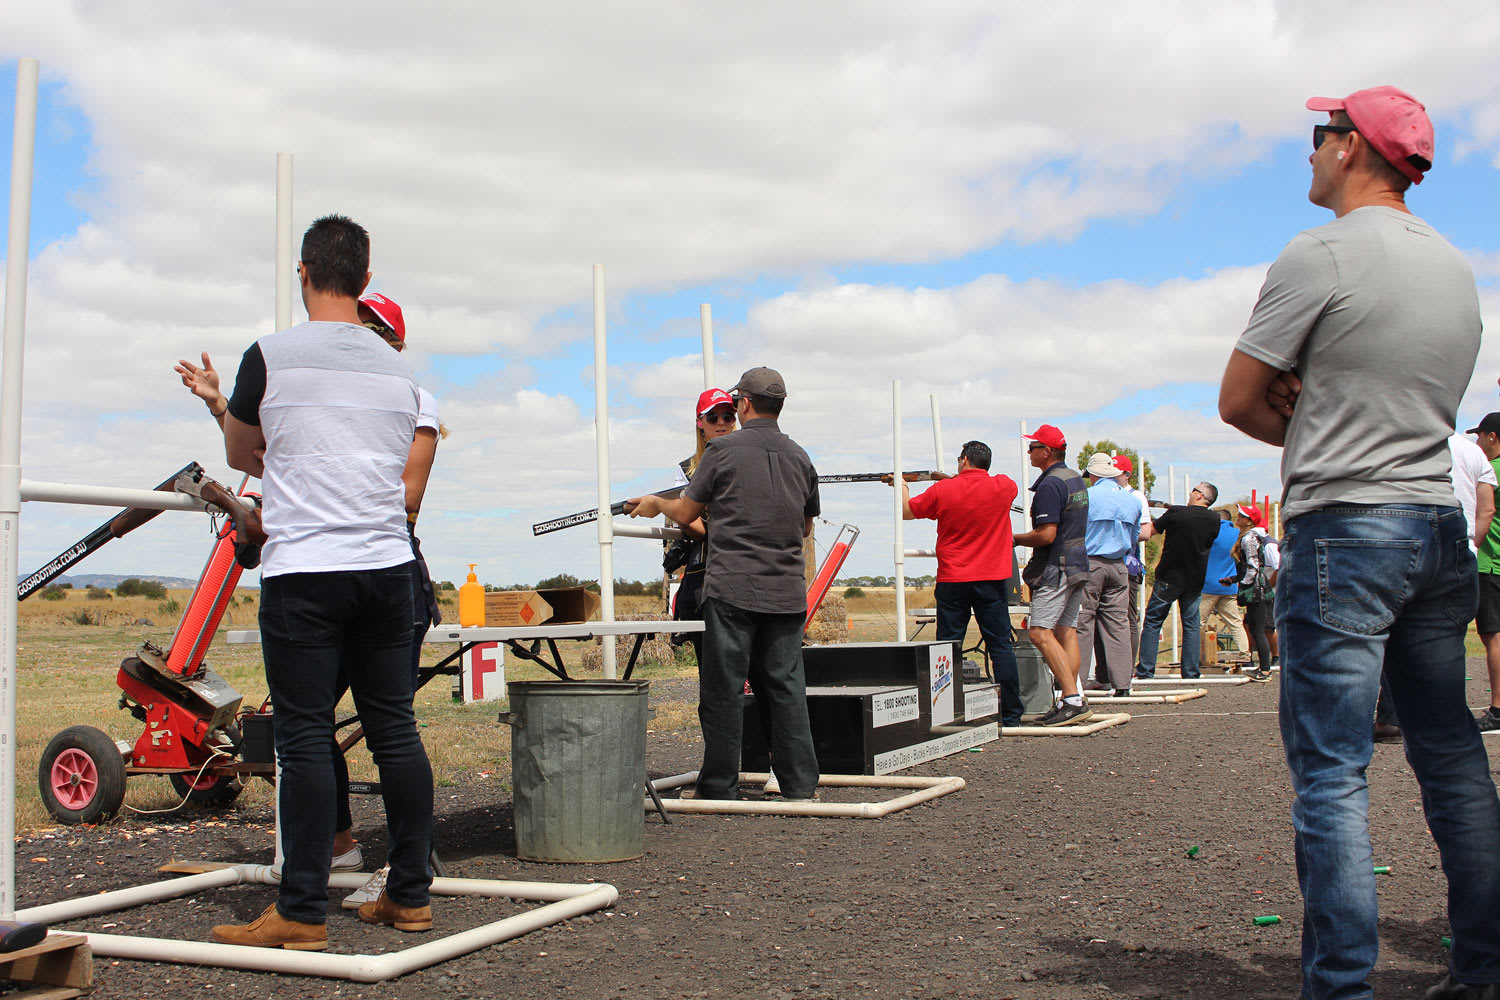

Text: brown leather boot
xmin=357 ymin=890 xmax=433 ymax=932
xmin=210 ymin=903 xmax=327 ymax=950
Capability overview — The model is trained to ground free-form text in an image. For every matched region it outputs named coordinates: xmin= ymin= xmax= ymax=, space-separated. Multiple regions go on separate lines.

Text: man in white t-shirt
xmin=1448 ymin=432 xmax=1496 ymax=551
xmin=209 ymin=216 xmax=435 ymax=951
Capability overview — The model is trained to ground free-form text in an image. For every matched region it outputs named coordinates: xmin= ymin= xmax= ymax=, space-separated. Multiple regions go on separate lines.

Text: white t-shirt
xmin=417 ymin=387 xmax=440 ymax=434
xmin=1449 ymin=432 xmax=1496 ymax=550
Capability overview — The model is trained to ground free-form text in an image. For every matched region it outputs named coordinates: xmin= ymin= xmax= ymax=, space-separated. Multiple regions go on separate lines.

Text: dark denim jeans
xmin=1135 ymin=580 xmax=1203 ymax=678
xmin=1277 ymin=505 xmax=1500 ymax=999
xmin=934 ymin=579 xmax=1021 ymax=725
xmin=698 ymin=598 xmax=819 ymax=799
xmin=260 ymin=563 xmax=434 ymax=923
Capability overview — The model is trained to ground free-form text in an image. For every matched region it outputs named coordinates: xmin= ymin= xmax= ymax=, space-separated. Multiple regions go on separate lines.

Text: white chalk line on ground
xmin=1127 ymin=710 xmax=1280 ymax=718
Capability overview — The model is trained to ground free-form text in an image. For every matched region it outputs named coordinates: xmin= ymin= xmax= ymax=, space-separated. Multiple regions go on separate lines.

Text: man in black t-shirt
xmin=1135 ymin=481 xmax=1221 ymax=680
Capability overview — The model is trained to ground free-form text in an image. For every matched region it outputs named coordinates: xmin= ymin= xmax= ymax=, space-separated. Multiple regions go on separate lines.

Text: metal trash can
xmin=500 ymin=679 xmax=649 ymax=863
xmin=1012 ymin=636 xmax=1056 ymax=717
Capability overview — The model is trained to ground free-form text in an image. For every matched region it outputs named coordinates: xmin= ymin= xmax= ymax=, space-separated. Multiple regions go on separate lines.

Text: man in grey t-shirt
xmin=1219 ymin=86 xmax=1500 ymax=1000
xmin=627 ymin=367 xmax=821 ymax=801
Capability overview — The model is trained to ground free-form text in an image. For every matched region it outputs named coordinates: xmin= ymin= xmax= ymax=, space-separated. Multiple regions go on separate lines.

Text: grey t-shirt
xmin=683 ymin=418 xmax=820 ymax=614
xmin=1235 ymin=206 xmax=1480 ymax=521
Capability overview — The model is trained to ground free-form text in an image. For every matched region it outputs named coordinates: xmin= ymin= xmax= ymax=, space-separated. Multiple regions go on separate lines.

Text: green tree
xmin=116 ymin=577 xmax=167 ymax=599
xmin=1073 ymin=439 xmax=1155 ymax=496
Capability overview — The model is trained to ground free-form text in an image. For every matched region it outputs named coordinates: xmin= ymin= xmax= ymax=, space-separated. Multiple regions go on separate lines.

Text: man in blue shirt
xmin=1075 ymin=453 xmax=1146 ymax=696
xmin=1199 ymin=510 xmax=1249 ymax=664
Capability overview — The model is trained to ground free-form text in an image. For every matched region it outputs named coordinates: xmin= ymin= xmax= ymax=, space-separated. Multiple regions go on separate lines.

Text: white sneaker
xmin=762 ymin=771 xmax=781 ymax=796
xmin=270 ymin=843 xmax=363 ymax=882
xmin=342 ymin=865 xmax=390 ymax=910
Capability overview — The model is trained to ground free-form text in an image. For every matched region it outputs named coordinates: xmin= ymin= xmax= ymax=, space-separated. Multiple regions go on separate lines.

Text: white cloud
xmin=4 ymin=1 xmax=1500 ymax=588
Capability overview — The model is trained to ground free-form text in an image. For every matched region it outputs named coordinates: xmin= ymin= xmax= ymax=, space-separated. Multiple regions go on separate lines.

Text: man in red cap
xmin=1219 ymin=86 xmax=1500 ymax=1000
xmin=1013 ymin=424 xmax=1092 ymax=726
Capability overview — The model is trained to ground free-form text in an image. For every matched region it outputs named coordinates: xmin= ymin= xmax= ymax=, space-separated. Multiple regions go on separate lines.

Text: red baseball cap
xmin=696 ymin=388 xmax=734 ymax=417
xmin=1306 ymin=86 xmax=1434 ymax=185
xmin=1113 ymin=454 xmax=1133 ymax=474
xmin=1025 ymin=424 xmax=1066 ymax=450
xmin=1237 ymin=504 xmax=1267 ymax=528
xmin=358 ymin=293 xmax=406 ymax=342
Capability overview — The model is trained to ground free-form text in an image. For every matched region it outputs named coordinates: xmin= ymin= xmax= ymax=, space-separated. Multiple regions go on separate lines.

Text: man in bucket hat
xmin=1219 ymin=86 xmax=1500 ymax=1000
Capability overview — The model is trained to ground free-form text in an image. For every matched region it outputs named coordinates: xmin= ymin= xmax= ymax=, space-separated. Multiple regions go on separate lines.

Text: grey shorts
xmin=1029 ymin=577 xmax=1087 ymax=630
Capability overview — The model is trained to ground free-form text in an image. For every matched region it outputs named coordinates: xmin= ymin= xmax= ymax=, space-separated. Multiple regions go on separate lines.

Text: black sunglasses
xmin=701 ymin=412 xmax=735 ymax=425
xmin=1313 ymin=124 xmax=1356 ymax=151
xmin=1027 ymin=442 xmax=1048 ymax=451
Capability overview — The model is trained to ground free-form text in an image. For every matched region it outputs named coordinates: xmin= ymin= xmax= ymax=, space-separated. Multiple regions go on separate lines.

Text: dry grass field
xmin=15 ymin=584 xmax=1485 ymax=835
xmin=12 ymin=589 xmax=689 ymax=832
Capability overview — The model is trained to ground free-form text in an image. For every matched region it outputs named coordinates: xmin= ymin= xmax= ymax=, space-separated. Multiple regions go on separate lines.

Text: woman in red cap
xmin=1228 ymin=504 xmax=1276 ymax=681
xmin=669 ymin=389 xmax=738 ymax=661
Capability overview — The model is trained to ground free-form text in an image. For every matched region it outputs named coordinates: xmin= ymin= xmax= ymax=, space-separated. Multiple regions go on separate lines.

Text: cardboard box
xmin=484 ymin=586 xmax=602 ymax=627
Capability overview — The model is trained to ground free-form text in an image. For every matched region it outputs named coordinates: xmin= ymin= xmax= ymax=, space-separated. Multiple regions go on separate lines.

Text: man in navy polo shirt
xmin=893 ymin=440 xmax=1022 ymax=726
xmin=1014 ymin=423 xmax=1092 ymax=726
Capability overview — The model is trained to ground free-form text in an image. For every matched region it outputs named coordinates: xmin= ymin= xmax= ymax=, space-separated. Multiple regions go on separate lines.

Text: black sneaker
xmin=1245 ymin=668 xmax=1273 ymax=682
xmin=1477 ymin=710 xmax=1500 ymax=736
xmin=1112 ymin=688 xmax=1131 ymax=698
xmin=1040 ymin=701 xmax=1094 ymax=727
xmin=1424 ymin=973 xmax=1500 ymax=999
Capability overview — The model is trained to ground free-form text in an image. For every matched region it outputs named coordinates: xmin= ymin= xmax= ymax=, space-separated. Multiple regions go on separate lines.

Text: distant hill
xmin=50 ymin=573 xmax=225 ymax=590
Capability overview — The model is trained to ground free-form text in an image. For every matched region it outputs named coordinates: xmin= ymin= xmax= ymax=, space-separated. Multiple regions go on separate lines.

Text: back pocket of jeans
xmin=1315 ymin=538 xmax=1421 ymax=635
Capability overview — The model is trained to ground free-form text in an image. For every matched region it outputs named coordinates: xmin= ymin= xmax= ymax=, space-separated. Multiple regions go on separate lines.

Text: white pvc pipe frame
xmin=649 ymin=771 xmax=965 ymax=818
xmin=16 ymin=866 xmax=617 ymax=983
xmin=0 ymin=75 xmax=617 ymax=977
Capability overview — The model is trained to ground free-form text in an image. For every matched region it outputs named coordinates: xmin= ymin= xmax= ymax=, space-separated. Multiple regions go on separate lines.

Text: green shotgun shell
xmin=1441 ymin=936 xmax=1452 ymax=949
xmin=1186 ymin=846 xmax=1200 ymax=857
xmin=1253 ymin=915 xmax=1281 ymax=926
xmin=1373 ymin=866 xmax=1391 ymax=874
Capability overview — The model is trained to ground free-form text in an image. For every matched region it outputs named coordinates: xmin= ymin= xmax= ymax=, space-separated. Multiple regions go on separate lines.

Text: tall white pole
xmin=1017 ymin=420 xmax=1030 ymax=571
xmin=0 ymin=57 xmax=39 ymax=919
xmin=929 ymin=395 xmax=944 ymax=475
xmin=1168 ymin=466 xmax=1178 ymax=666
xmin=699 ymin=305 xmax=714 ymax=390
xmin=1137 ymin=455 xmax=1147 ymax=632
xmin=275 ymin=154 xmax=293 ymax=332
xmin=270 ymin=152 xmax=295 ymax=871
xmin=593 ymin=266 xmax=617 ymax=678
xmin=892 ymin=381 xmax=907 ymax=642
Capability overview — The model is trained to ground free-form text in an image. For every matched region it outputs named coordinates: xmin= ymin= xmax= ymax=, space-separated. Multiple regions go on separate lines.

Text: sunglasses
xmin=1313 ymin=124 xmax=1356 ymax=151
xmin=1027 ymin=442 xmax=1048 ymax=451
xmin=701 ymin=412 xmax=735 ymax=425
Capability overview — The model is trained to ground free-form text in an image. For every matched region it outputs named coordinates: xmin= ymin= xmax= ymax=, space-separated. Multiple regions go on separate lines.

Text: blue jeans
xmin=934 ymin=580 xmax=1021 ymax=726
xmin=1277 ymin=505 xmax=1500 ymax=999
xmin=1134 ymin=580 xmax=1202 ymax=678
xmin=698 ymin=598 xmax=819 ymax=799
xmin=260 ymin=564 xmax=434 ymax=923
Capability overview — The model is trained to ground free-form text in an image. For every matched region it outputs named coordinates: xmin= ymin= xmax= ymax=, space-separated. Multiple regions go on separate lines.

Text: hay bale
xmin=804 ymin=593 xmax=850 ymax=645
xmin=580 ymin=613 xmax=678 ymax=674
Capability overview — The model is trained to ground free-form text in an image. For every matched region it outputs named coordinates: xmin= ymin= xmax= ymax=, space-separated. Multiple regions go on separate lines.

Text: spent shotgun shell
xmin=1253 ymin=915 xmax=1281 ymax=926
xmin=1186 ymin=846 xmax=1200 ymax=857
xmin=1373 ymin=866 xmax=1391 ymax=874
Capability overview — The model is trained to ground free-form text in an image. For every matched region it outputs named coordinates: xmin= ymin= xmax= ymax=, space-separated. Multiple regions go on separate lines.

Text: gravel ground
xmin=13 ymin=666 xmax=1495 ymax=1000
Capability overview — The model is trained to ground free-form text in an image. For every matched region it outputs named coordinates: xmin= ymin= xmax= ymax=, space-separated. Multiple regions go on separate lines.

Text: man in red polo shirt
xmin=892 ymin=440 xmax=1021 ymax=726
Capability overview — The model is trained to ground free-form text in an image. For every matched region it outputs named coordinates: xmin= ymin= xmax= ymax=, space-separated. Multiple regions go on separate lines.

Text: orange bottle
xmin=459 ymin=564 xmax=485 ymax=627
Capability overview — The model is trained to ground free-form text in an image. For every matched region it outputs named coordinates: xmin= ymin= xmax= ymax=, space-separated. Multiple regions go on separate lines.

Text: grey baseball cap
xmin=731 ymin=366 xmax=787 ymax=399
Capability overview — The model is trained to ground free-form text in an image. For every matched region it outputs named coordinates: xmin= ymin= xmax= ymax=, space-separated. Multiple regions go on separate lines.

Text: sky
xmin=3 ymin=1 xmax=1500 ymax=592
